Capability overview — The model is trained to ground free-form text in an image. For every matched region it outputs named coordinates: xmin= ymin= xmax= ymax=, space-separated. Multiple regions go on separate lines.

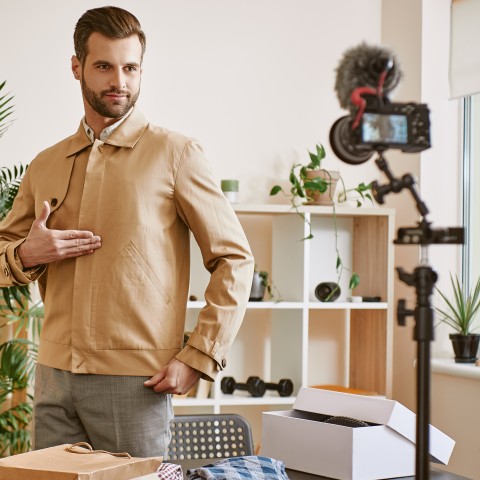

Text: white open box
xmin=262 ymin=387 xmax=455 ymax=480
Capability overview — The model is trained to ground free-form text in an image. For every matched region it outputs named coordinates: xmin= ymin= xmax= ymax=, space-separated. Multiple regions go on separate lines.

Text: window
xmin=463 ymin=94 xmax=480 ymax=289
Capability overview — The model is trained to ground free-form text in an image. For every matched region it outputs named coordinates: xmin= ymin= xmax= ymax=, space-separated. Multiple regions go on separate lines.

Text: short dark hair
xmin=74 ymin=6 xmax=146 ymax=64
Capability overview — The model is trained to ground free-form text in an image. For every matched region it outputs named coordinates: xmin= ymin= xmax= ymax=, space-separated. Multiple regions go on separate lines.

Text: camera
xmin=330 ymin=95 xmax=431 ymax=165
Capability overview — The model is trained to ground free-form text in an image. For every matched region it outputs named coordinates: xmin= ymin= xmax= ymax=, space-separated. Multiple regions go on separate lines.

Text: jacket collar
xmin=66 ymin=107 xmax=149 ymax=157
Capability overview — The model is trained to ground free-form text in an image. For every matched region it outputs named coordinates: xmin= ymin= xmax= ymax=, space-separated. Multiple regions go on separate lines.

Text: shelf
xmin=217 ymin=393 xmax=296 ymax=406
xmin=232 ymin=203 xmax=395 ymax=218
xmin=187 ymin=301 xmax=304 ymax=309
xmin=431 ymin=358 xmax=480 ymax=380
xmin=188 ymin=301 xmax=388 ymax=310
xmin=308 ymin=302 xmax=388 ymax=310
xmin=184 ymin=204 xmax=394 ymax=435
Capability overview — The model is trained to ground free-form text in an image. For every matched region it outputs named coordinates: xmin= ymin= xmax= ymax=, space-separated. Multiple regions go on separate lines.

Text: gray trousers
xmin=33 ymin=364 xmax=173 ymax=458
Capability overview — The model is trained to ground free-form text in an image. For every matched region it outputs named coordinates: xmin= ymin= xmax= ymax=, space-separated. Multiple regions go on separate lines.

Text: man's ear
xmin=71 ymin=55 xmax=81 ymax=80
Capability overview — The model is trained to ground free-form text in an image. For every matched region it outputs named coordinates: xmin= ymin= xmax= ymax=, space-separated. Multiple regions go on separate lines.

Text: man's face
xmin=72 ymin=32 xmax=142 ymax=119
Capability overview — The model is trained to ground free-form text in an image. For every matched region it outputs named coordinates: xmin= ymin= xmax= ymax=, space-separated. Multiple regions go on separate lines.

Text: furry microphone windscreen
xmin=334 ymin=42 xmax=403 ymax=111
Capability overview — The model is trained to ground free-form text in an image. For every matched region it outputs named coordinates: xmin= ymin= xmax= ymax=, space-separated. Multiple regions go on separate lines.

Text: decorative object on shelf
xmin=269 ymin=142 xmax=369 ymax=296
xmin=362 ymin=296 xmax=381 ymax=302
xmin=269 ymin=143 xmax=337 ymax=223
xmin=269 ymin=142 xmax=373 ymax=238
xmin=314 ymin=282 xmax=341 ymax=302
xmin=249 ymin=269 xmax=282 ymax=302
xmin=247 ymin=376 xmax=294 ymax=397
xmin=221 ymin=376 xmax=266 ymax=398
xmin=249 ymin=270 xmax=266 ymax=301
xmin=221 ymin=179 xmax=239 ymax=203
xmin=347 ymin=296 xmax=363 ymax=303
xmin=221 ymin=376 xmax=294 ymax=397
xmin=435 ymin=273 xmax=480 ymax=363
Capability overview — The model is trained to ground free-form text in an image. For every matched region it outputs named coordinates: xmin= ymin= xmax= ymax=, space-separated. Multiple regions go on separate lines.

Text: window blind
xmin=450 ymin=0 xmax=480 ymax=98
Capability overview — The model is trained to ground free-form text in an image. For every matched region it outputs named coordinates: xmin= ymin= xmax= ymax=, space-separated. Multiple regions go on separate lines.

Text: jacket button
xmin=51 ymin=198 xmax=58 ymax=207
xmin=4 ymin=266 xmax=10 ymax=277
xmin=221 ymin=358 xmax=227 ymax=368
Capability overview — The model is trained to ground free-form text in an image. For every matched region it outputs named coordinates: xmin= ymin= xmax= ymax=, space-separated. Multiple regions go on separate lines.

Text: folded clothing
xmin=157 ymin=462 xmax=184 ymax=480
xmin=186 ymin=455 xmax=289 ymax=480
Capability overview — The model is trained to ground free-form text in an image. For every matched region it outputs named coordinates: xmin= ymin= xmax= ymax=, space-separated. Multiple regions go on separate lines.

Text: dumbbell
xmin=247 ymin=376 xmax=294 ymax=397
xmin=221 ymin=376 xmax=266 ymax=397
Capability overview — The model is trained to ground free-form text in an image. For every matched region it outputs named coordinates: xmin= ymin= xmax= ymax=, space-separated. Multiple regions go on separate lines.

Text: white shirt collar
xmin=82 ymin=108 xmax=134 ymax=143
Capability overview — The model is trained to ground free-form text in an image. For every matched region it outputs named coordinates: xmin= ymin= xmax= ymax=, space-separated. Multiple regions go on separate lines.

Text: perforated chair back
xmin=167 ymin=413 xmax=254 ymax=460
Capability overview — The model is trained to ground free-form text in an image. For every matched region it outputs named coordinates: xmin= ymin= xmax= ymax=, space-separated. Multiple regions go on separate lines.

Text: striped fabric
xmin=186 ymin=456 xmax=289 ymax=480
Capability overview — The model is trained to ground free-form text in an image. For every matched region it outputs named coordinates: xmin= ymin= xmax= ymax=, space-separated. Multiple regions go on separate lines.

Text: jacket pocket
xmin=94 ymin=241 xmax=177 ymax=350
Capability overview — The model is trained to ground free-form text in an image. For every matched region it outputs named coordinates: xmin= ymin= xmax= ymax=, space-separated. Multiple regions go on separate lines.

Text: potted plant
xmin=270 ymin=143 xmax=338 ymax=219
xmin=269 ymin=142 xmax=371 ymax=296
xmin=249 ymin=268 xmax=282 ymax=302
xmin=435 ymin=273 xmax=480 ymax=363
xmin=0 ymin=80 xmax=43 ymax=456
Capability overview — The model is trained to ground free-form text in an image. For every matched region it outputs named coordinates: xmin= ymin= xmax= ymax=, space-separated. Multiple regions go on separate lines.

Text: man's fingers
xmin=144 ymin=371 xmax=165 ymax=387
xmin=36 ymin=201 xmax=51 ymax=228
xmin=55 ymin=229 xmax=99 ymax=240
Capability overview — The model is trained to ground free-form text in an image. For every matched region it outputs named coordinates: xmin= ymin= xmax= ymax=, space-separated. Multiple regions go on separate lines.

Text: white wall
xmin=0 ymin=0 xmax=382 ymax=203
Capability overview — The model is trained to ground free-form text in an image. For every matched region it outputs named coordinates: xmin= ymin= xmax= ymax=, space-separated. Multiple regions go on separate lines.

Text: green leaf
xmin=349 ymin=273 xmax=360 ymax=290
xmin=308 ymin=151 xmax=319 ymax=168
xmin=316 ymin=143 xmax=326 ymax=160
xmin=435 ymin=273 xmax=480 ymax=334
xmin=336 ymin=256 xmax=342 ymax=270
xmin=269 ymin=185 xmax=283 ymax=196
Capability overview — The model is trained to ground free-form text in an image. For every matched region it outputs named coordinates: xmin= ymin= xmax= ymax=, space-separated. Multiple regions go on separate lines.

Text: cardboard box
xmin=262 ymin=387 xmax=455 ymax=480
xmin=0 ymin=443 xmax=162 ymax=480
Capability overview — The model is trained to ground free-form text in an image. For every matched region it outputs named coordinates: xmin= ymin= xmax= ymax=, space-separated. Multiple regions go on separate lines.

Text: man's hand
xmin=144 ymin=359 xmax=201 ymax=395
xmin=17 ymin=201 xmax=102 ymax=268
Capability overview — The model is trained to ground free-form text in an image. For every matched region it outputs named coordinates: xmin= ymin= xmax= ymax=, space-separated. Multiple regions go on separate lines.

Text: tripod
xmin=372 ymin=152 xmax=463 ymax=480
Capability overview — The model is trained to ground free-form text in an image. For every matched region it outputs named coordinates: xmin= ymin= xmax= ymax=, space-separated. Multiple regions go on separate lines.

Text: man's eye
xmin=97 ymin=65 xmax=110 ymax=70
xmin=125 ymin=66 xmax=137 ymax=72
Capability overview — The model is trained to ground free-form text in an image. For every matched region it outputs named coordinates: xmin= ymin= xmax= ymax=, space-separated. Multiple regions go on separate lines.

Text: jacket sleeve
xmin=173 ymin=140 xmax=254 ymax=381
xmin=0 ymin=166 xmax=46 ymax=287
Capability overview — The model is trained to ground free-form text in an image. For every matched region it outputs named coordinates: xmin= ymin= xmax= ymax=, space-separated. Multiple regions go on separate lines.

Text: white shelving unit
xmin=173 ymin=203 xmax=395 ymax=441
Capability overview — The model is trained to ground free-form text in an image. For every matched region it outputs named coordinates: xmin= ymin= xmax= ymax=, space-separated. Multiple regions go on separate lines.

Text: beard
xmin=81 ymin=76 xmax=140 ymax=119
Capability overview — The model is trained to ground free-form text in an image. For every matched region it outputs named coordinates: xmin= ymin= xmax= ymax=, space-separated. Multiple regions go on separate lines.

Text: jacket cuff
xmin=6 ymin=239 xmax=46 ymax=284
xmin=176 ymin=344 xmax=222 ymax=382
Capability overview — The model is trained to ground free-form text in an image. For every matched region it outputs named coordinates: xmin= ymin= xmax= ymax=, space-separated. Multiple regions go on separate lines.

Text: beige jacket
xmin=0 ymin=108 xmax=254 ymax=380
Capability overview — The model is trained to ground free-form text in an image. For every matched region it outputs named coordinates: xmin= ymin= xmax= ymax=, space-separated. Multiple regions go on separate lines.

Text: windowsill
xmin=431 ymin=358 xmax=480 ymax=380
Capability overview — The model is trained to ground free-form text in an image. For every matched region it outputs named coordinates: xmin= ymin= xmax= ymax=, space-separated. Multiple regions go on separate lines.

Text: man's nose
xmin=110 ymin=69 xmax=126 ymax=90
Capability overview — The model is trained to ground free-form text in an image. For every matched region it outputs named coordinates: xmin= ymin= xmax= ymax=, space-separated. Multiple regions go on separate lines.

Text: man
xmin=0 ymin=6 xmax=253 ymax=458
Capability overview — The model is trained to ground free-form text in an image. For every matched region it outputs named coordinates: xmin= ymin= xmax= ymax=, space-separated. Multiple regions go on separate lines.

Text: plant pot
xmin=304 ymin=169 xmax=340 ymax=205
xmin=221 ymin=179 xmax=239 ymax=203
xmin=249 ymin=271 xmax=266 ymax=301
xmin=314 ymin=282 xmax=341 ymax=302
xmin=449 ymin=333 xmax=480 ymax=363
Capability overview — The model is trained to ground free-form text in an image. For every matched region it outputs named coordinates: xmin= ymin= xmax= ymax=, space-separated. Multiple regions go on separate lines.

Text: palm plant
xmin=0 ymin=80 xmax=42 ymax=456
xmin=435 ymin=273 xmax=480 ymax=335
xmin=0 ymin=81 xmax=14 ymax=139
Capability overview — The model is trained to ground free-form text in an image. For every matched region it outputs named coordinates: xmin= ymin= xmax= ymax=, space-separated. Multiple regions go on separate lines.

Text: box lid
xmin=293 ymin=387 xmax=455 ymax=464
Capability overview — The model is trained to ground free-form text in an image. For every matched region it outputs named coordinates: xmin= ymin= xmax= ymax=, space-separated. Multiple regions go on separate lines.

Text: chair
xmin=167 ymin=413 xmax=254 ymax=460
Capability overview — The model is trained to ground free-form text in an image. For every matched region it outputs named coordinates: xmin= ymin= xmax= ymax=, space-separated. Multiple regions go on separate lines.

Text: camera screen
xmin=361 ymin=113 xmax=408 ymax=145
